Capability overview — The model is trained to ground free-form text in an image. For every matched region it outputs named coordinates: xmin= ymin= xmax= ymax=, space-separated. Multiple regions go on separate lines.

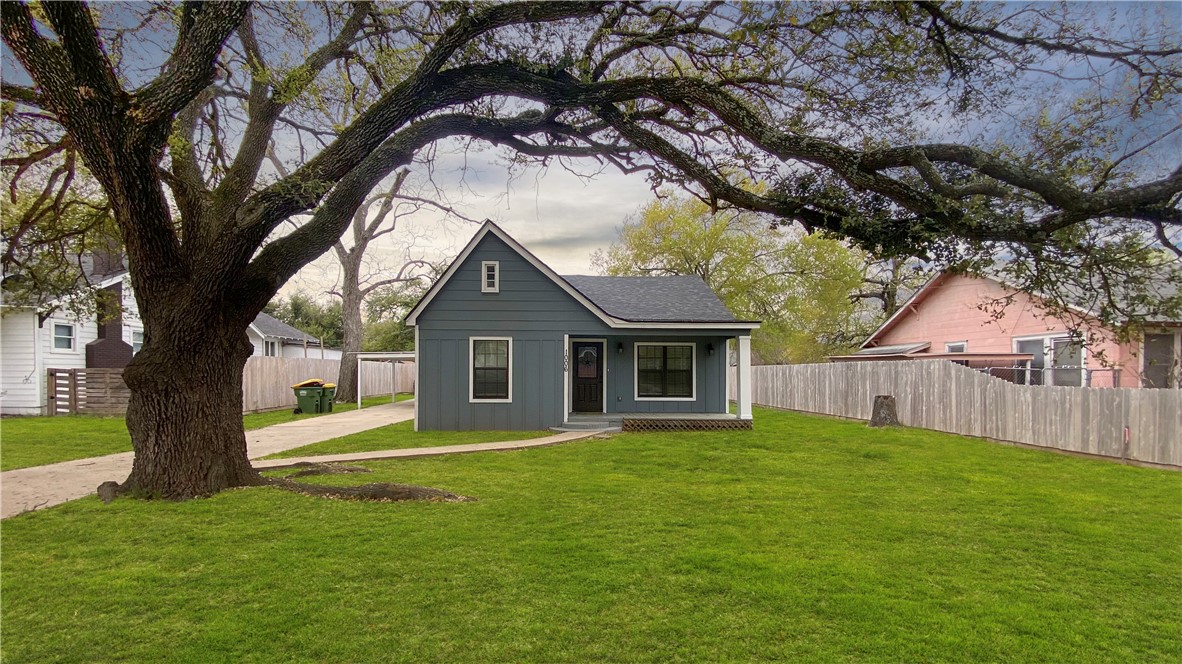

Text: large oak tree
xmin=2 ymin=1 xmax=1178 ymax=499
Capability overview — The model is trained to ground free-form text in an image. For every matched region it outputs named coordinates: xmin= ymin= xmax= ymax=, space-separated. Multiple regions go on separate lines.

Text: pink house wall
xmin=873 ymin=274 xmax=1142 ymax=387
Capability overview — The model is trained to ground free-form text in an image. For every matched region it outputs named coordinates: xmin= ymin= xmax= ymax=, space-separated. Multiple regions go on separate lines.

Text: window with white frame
xmin=132 ymin=330 xmax=144 ymax=354
xmin=471 ymin=337 xmax=511 ymax=401
xmin=53 ymin=323 xmax=75 ymax=350
xmin=635 ymin=343 xmax=695 ymax=400
xmin=481 ymin=261 xmax=500 ymax=293
xmin=945 ymin=341 xmax=967 ymax=353
xmin=1012 ymin=333 xmax=1085 ymax=386
xmin=264 ymin=340 xmax=279 ymax=357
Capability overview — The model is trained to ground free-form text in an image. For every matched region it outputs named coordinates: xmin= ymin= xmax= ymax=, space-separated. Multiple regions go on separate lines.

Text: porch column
xmin=737 ymin=335 xmax=753 ymax=420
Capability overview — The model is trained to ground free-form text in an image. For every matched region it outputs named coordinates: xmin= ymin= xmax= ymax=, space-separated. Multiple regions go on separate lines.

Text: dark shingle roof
xmin=253 ymin=311 xmax=318 ymax=342
xmin=561 ymin=275 xmax=743 ymax=323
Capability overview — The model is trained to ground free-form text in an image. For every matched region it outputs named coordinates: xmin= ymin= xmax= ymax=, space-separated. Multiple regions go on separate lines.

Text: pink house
xmin=831 ymin=273 xmax=1181 ymax=388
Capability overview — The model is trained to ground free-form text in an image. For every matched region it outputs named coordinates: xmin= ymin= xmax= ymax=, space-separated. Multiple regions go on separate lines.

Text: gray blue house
xmin=405 ymin=221 xmax=758 ymax=431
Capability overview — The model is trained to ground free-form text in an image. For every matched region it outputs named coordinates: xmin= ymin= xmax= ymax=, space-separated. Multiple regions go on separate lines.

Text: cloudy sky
xmin=282 ymin=143 xmax=658 ymax=299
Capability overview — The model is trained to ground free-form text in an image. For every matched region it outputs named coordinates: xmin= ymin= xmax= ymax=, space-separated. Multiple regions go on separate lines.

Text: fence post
xmin=46 ymin=369 xmax=56 ymax=416
xmin=68 ymin=369 xmax=79 ymax=415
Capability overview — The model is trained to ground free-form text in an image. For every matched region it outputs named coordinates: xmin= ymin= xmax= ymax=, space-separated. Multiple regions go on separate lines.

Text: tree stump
xmin=869 ymin=395 xmax=899 ymax=427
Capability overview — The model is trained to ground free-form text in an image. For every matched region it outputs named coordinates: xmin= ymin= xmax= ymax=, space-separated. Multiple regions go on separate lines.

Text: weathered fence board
xmin=729 ymin=360 xmax=1180 ymax=468
xmin=240 ymin=357 xmax=414 ymax=412
xmin=46 ymin=357 xmax=415 ymax=416
xmin=46 ymin=368 xmax=130 ymax=416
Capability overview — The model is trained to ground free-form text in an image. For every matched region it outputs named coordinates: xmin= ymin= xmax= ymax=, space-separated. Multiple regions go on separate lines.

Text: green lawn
xmin=262 ymin=420 xmax=551 ymax=460
xmin=2 ymin=407 xmax=1178 ymax=662
xmin=0 ymin=394 xmax=408 ymax=471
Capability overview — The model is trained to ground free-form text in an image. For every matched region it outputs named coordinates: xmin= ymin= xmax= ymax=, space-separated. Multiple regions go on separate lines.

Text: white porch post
xmin=737 ymin=335 xmax=753 ymax=420
xmin=356 ymin=353 xmax=363 ymax=411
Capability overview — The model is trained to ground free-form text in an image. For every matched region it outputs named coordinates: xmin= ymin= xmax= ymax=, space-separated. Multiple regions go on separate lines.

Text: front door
xmin=572 ymin=341 xmax=604 ymax=413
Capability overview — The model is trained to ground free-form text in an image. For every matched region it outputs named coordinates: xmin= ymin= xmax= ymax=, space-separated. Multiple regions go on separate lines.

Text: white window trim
xmin=263 ymin=339 xmax=280 ymax=357
xmin=634 ymin=341 xmax=697 ymax=401
xmin=1011 ymin=332 xmax=1087 ymax=386
xmin=469 ymin=336 xmax=513 ymax=403
xmin=481 ymin=261 xmax=500 ymax=293
xmin=51 ymin=322 xmax=77 ymax=353
xmin=131 ymin=329 xmax=145 ymax=354
xmin=944 ymin=341 xmax=967 ymax=353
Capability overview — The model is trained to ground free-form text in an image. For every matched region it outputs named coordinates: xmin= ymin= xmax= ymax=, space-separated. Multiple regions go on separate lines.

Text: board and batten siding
xmin=728 ymin=360 xmax=1181 ymax=467
xmin=415 ymin=234 xmax=736 ymax=430
xmin=604 ymin=334 xmax=730 ymax=414
xmin=416 ymin=234 xmax=605 ymax=430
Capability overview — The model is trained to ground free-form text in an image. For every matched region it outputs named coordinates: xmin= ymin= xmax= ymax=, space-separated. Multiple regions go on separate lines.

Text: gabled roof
xmin=251 ymin=311 xmax=320 ymax=343
xmin=859 ymin=273 xmax=949 ymax=349
xmin=562 ymin=275 xmax=738 ymax=323
xmin=863 ymin=267 xmax=1182 ymax=349
xmin=404 ymin=220 xmax=758 ymax=330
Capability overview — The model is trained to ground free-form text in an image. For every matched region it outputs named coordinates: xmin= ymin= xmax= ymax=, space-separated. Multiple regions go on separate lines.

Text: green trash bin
xmin=319 ymin=383 xmax=337 ymax=413
xmin=292 ymin=379 xmax=325 ymax=414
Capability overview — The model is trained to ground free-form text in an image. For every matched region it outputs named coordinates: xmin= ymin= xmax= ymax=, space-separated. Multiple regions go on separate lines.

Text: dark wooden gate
xmin=46 ymin=368 xmax=130 ymax=416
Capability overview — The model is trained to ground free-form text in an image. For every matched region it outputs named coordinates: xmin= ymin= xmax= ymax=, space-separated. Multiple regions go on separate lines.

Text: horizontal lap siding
xmin=1 ymin=312 xmax=40 ymax=414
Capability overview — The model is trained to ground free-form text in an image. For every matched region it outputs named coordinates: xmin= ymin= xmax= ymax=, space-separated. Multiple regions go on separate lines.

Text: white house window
xmin=481 ymin=261 xmax=500 ymax=293
xmin=264 ymin=340 xmax=279 ymax=357
xmin=132 ymin=330 xmax=144 ymax=354
xmin=945 ymin=342 xmax=967 ymax=353
xmin=470 ymin=337 xmax=512 ymax=402
xmin=635 ymin=343 xmax=695 ymax=400
xmin=53 ymin=323 xmax=75 ymax=350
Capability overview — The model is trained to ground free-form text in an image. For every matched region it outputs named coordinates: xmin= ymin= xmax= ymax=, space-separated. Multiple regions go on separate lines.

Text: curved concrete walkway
xmin=253 ymin=430 xmax=604 ymax=470
xmin=1 ymin=399 xmax=415 ymax=519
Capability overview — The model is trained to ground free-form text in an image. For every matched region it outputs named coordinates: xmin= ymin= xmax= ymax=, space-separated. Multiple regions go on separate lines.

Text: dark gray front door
xmin=572 ymin=341 xmax=603 ymax=413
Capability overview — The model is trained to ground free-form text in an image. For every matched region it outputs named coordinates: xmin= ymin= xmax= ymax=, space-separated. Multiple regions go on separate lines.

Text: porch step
xmin=550 ymin=421 xmax=621 ymax=434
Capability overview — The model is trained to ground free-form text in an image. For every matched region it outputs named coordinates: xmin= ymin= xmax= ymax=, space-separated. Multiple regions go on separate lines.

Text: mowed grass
xmin=262 ymin=420 xmax=552 ymax=459
xmin=2 ymin=407 xmax=1179 ymax=662
xmin=0 ymin=395 xmax=405 ymax=471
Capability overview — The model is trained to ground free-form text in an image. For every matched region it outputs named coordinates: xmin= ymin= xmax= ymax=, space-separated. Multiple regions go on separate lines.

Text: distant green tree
xmin=361 ymin=264 xmax=443 ymax=352
xmin=593 ymin=195 xmax=867 ymax=363
xmin=1 ymin=169 xmax=118 ymax=317
xmin=264 ymin=292 xmax=343 ymax=349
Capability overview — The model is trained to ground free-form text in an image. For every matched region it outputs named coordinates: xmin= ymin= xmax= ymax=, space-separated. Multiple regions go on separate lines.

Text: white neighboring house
xmin=248 ymin=311 xmax=343 ymax=361
xmin=1 ymin=271 xmax=340 ymax=415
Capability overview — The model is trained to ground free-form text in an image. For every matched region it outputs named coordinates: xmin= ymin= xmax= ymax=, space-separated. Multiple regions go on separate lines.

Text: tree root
xmin=279 ymin=461 xmax=374 ymax=479
xmin=266 ymin=477 xmax=474 ymax=503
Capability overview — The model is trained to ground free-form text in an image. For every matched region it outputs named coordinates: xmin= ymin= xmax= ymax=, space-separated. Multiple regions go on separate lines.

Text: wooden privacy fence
xmin=729 ymin=360 xmax=1181 ymax=468
xmin=241 ymin=357 xmax=414 ymax=412
xmin=46 ymin=357 xmax=414 ymax=415
xmin=46 ymin=368 xmax=130 ymax=416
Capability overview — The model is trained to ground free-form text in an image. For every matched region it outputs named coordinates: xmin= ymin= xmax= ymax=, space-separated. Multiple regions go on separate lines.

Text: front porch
xmin=554 ymin=411 xmax=752 ymax=434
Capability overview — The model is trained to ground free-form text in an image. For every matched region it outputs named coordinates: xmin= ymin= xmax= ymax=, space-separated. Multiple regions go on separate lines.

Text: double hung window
xmin=636 ymin=343 xmax=694 ymax=399
xmin=471 ymin=337 xmax=511 ymax=401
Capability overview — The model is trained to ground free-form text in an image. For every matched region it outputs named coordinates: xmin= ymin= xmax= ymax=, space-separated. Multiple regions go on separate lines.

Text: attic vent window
xmin=481 ymin=261 xmax=499 ymax=293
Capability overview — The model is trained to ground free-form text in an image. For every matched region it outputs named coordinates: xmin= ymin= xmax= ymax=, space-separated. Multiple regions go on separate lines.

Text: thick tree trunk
xmin=335 ymin=267 xmax=364 ymax=402
xmin=117 ymin=320 xmax=263 ymax=498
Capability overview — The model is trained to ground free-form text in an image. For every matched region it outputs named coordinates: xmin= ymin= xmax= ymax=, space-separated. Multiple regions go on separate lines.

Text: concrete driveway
xmin=1 ymin=399 xmax=414 ymax=519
